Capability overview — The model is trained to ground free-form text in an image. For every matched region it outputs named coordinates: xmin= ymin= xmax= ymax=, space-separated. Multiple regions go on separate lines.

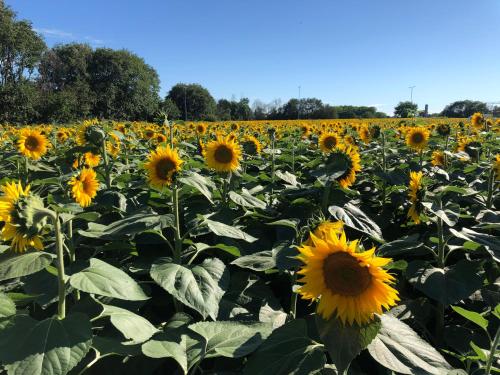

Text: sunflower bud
xmin=436 ymin=123 xmax=451 ymax=137
xmin=85 ymin=125 xmax=107 ymax=146
xmin=11 ymin=194 xmax=48 ymax=239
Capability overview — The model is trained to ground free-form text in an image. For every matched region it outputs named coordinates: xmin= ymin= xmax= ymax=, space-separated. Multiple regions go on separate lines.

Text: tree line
xmin=1 ymin=4 xmax=497 ymax=124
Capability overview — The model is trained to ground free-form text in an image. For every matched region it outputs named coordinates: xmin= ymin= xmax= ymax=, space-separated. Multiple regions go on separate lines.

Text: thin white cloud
xmin=35 ymin=28 xmax=74 ymax=39
xmin=35 ymin=27 xmax=105 ymax=46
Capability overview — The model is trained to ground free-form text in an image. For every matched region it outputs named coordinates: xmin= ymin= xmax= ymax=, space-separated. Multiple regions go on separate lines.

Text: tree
xmin=88 ymin=48 xmax=160 ymax=120
xmin=441 ymin=100 xmax=488 ymax=118
xmin=0 ymin=3 xmax=46 ymax=123
xmin=167 ymin=83 xmax=216 ymax=121
xmin=161 ymin=98 xmax=181 ymax=120
xmin=37 ymin=43 xmax=94 ymax=121
xmin=217 ymin=99 xmax=232 ymax=120
xmin=394 ymin=101 xmax=418 ymax=118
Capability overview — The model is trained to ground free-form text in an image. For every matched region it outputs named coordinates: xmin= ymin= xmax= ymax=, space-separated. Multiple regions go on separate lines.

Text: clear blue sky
xmin=7 ymin=0 xmax=500 ymax=114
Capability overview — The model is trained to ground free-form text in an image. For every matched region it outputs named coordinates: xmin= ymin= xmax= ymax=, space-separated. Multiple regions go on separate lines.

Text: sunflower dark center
xmin=25 ymin=136 xmax=40 ymax=151
xmin=323 ymin=136 xmax=337 ymax=149
xmin=243 ymin=141 xmax=258 ymax=155
xmin=155 ymin=158 xmax=176 ymax=179
xmin=323 ymin=252 xmax=372 ymax=296
xmin=82 ymin=178 xmax=94 ymax=195
xmin=214 ymin=145 xmax=234 ymax=164
xmin=410 ymin=132 xmax=424 ymax=144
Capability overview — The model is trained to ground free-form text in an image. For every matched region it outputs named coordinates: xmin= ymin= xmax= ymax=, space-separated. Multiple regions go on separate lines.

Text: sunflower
xmin=196 ymin=123 xmax=207 ymax=135
xmin=106 ymin=135 xmax=121 ymax=158
xmin=431 ymin=151 xmax=445 ymax=167
xmin=82 ymin=152 xmax=100 ymax=168
xmin=154 ymin=133 xmax=167 ymax=145
xmin=358 ymin=127 xmax=371 ymax=144
xmin=143 ymin=127 xmax=156 ymax=140
xmin=17 ymin=129 xmax=49 ymax=160
xmin=436 ymin=123 xmax=451 ymax=137
xmin=471 ymin=112 xmax=484 ymax=130
xmin=242 ymin=136 xmax=262 ymax=156
xmin=56 ymin=130 xmax=69 ymax=143
xmin=457 ymin=137 xmax=482 ymax=160
xmin=319 ymin=132 xmax=340 ymax=153
xmin=344 ymin=135 xmax=356 ymax=146
xmin=204 ymin=135 xmax=242 ymax=173
xmin=301 ymin=125 xmax=311 ymax=139
xmin=145 ymin=146 xmax=183 ymax=188
xmin=0 ymin=181 xmax=45 ymax=253
xmin=406 ymin=127 xmax=430 ymax=151
xmin=297 ymin=229 xmax=399 ymax=325
xmin=327 ymin=144 xmax=361 ymax=189
xmin=69 ymin=168 xmax=99 ymax=207
xmin=305 ymin=220 xmax=343 ymax=245
xmin=407 ymin=171 xmax=424 ymax=224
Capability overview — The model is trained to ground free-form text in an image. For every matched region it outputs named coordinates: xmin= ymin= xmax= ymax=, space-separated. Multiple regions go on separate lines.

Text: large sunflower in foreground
xmin=205 ymin=135 xmax=242 ymax=173
xmin=319 ymin=132 xmax=340 ymax=153
xmin=69 ymin=168 xmax=99 ymax=207
xmin=406 ymin=127 xmax=430 ymax=151
xmin=328 ymin=144 xmax=361 ymax=189
xmin=407 ymin=171 xmax=424 ymax=224
xmin=17 ymin=129 xmax=49 ymax=160
xmin=297 ymin=229 xmax=399 ymax=325
xmin=0 ymin=181 xmax=45 ymax=253
xmin=145 ymin=146 xmax=183 ymax=188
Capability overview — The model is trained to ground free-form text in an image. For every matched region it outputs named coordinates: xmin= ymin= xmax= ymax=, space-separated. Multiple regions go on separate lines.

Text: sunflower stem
xmin=486 ymin=166 xmax=495 ymax=209
xmin=172 ymin=185 xmax=182 ymax=263
xmin=435 ymin=202 xmax=445 ymax=343
xmin=485 ymin=326 xmax=500 ymax=375
xmin=53 ymin=211 xmax=66 ymax=320
xmin=444 ymin=135 xmax=449 ymax=167
xmin=24 ymin=157 xmax=29 ymax=185
xmin=67 ymin=219 xmax=80 ymax=301
xmin=100 ymin=140 xmax=111 ymax=189
xmin=418 ymin=149 xmax=424 ymax=169
xmin=221 ymin=172 xmax=231 ymax=207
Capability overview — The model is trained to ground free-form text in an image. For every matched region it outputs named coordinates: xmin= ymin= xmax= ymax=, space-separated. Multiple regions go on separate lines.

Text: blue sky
xmin=7 ymin=0 xmax=500 ymax=114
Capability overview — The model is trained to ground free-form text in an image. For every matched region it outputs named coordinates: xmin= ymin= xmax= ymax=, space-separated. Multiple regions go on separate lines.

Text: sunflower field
xmin=0 ymin=115 xmax=498 ymax=375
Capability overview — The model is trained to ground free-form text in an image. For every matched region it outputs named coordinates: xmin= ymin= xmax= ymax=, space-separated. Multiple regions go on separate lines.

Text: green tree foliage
xmin=394 ymin=101 xmax=418 ymax=118
xmin=88 ymin=48 xmax=160 ymax=120
xmin=0 ymin=3 xmax=46 ymax=123
xmin=266 ymin=98 xmax=384 ymax=120
xmin=37 ymin=44 xmax=94 ymax=122
xmin=167 ymin=83 xmax=217 ymax=121
xmin=440 ymin=100 xmax=488 ymax=118
xmin=160 ymin=98 xmax=181 ymax=120
xmin=217 ymin=98 xmax=252 ymax=120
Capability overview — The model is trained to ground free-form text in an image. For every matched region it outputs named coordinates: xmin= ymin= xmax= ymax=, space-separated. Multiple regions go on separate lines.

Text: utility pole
xmin=184 ymin=86 xmax=187 ymax=121
xmin=409 ymin=86 xmax=416 ymax=103
xmin=298 ymin=85 xmax=301 ymax=120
